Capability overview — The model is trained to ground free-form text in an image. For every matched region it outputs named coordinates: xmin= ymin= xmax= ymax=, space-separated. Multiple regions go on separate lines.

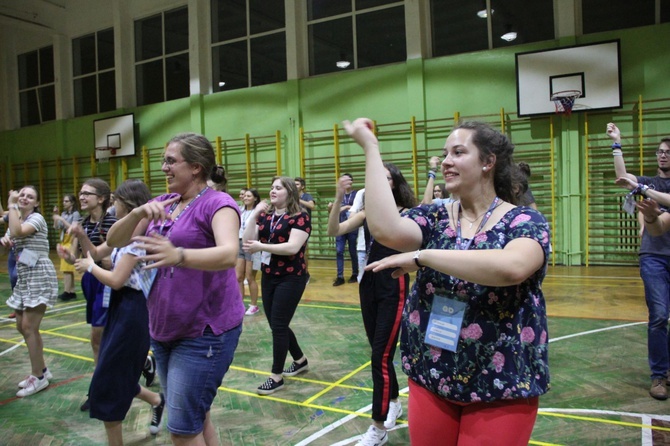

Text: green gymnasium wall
xmin=1 ymin=23 xmax=669 ymax=266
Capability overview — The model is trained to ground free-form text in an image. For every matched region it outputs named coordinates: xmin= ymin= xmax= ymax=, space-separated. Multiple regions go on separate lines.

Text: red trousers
xmin=407 ymin=379 xmax=539 ymax=446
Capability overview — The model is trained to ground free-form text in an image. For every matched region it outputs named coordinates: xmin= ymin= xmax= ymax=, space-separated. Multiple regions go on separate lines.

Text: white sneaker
xmin=245 ymin=305 xmax=259 ymax=315
xmin=383 ymin=400 xmax=402 ymax=429
xmin=356 ymin=425 xmax=388 ymax=446
xmin=19 ymin=368 xmax=52 ymax=388
xmin=16 ymin=375 xmax=49 ymax=397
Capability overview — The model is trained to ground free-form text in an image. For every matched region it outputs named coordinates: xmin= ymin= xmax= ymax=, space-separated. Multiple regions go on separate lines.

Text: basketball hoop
xmin=95 ymin=146 xmax=117 ymax=161
xmin=551 ymin=90 xmax=581 ymax=116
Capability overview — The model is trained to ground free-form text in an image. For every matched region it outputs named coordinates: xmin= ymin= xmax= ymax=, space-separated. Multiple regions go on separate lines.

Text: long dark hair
xmin=246 ymin=188 xmax=261 ymax=209
xmin=454 ymin=121 xmax=522 ymax=204
xmin=384 ymin=162 xmax=416 ymax=209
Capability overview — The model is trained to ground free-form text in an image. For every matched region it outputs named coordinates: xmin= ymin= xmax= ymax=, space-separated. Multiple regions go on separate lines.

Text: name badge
xmin=18 ymin=248 xmax=40 ymax=267
xmin=425 ymin=294 xmax=467 ymax=352
xmin=261 ymin=251 xmax=271 ymax=265
xmin=622 ymin=193 xmax=637 ymax=216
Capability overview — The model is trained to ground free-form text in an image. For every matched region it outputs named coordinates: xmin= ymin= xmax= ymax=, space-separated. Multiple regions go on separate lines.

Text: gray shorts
xmin=238 ymin=239 xmax=261 ymax=270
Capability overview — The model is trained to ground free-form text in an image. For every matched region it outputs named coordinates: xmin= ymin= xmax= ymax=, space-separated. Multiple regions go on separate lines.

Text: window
xmin=135 ymin=7 xmax=189 ymax=106
xmin=431 ymin=0 xmax=554 ymax=57
xmin=582 ymin=0 xmax=655 ymax=34
xmin=307 ymin=0 xmax=406 ymax=76
xmin=211 ymin=0 xmax=286 ymax=91
xmin=73 ymin=28 xmax=116 ymax=117
xmin=18 ymin=46 xmax=56 ymax=127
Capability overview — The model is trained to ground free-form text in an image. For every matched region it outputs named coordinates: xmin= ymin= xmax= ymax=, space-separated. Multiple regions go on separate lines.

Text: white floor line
xmin=298 ymin=321 xmax=651 ymax=445
xmin=641 ymin=414 xmax=653 ymax=446
xmin=549 ymin=321 xmax=646 ymax=343
xmin=0 ymin=341 xmax=24 ymax=357
xmin=295 ymin=386 xmax=409 ymax=445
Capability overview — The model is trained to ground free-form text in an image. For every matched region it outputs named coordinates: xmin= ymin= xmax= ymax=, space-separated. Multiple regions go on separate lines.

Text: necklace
xmin=460 ymin=209 xmax=489 ymax=229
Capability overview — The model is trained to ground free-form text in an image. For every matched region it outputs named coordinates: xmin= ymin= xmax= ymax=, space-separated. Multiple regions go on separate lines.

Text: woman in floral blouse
xmin=344 ymin=118 xmax=551 ymax=446
xmin=243 ymin=176 xmax=311 ymax=395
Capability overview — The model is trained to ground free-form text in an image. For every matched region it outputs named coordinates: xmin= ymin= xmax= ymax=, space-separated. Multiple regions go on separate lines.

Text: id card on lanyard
xmin=424 ymin=197 xmax=499 ymax=352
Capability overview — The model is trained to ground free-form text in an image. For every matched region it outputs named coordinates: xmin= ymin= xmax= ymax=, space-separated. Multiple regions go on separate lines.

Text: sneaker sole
xmin=257 ymin=384 xmax=284 ymax=395
xmin=16 ymin=380 xmax=49 ymax=397
xmin=283 ymin=365 xmax=309 ymax=377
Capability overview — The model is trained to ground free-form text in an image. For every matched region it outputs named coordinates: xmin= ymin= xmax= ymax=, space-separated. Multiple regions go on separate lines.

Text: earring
xmin=482 ymin=167 xmax=487 ymax=171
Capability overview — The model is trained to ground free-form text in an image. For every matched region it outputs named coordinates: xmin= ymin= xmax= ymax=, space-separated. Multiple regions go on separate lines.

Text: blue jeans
xmin=640 ymin=254 xmax=670 ymax=379
xmin=151 ymin=324 xmax=242 ymax=435
xmin=336 ymin=231 xmax=358 ymax=278
xmin=8 ymin=248 xmax=17 ymax=289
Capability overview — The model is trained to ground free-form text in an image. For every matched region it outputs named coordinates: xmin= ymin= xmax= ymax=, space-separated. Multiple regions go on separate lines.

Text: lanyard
xmin=158 ymin=187 xmax=209 ymax=238
xmin=455 ymin=196 xmax=499 ymax=251
xmin=269 ymin=212 xmax=285 ymax=235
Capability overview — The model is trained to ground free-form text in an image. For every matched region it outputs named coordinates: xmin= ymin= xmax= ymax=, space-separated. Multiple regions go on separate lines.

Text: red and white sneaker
xmin=245 ymin=305 xmax=259 ymax=315
xmin=16 ymin=375 xmax=49 ymax=397
xmin=19 ymin=368 xmax=53 ymax=388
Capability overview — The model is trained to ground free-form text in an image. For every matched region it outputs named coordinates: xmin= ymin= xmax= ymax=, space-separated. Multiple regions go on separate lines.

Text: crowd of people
xmin=9 ymin=118 xmax=670 ymax=445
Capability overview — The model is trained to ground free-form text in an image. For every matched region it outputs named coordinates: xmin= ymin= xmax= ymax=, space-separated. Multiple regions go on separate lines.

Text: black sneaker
xmin=149 ymin=393 xmax=165 ymax=435
xmin=143 ymin=354 xmax=157 ymax=387
xmin=333 ymin=277 xmax=345 ymax=287
xmin=347 ymin=274 xmax=358 ymax=283
xmin=257 ymin=377 xmax=284 ymax=395
xmin=283 ymin=359 xmax=309 ymax=377
xmin=59 ymin=292 xmax=76 ymax=301
xmin=80 ymin=395 xmax=90 ymax=411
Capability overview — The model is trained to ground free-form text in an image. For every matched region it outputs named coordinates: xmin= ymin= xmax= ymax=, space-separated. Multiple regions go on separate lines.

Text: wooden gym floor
xmin=1 ymin=255 xmax=669 ymax=445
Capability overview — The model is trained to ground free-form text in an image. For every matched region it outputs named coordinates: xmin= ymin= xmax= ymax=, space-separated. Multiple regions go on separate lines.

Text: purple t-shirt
xmin=145 ymin=188 xmax=244 ymax=342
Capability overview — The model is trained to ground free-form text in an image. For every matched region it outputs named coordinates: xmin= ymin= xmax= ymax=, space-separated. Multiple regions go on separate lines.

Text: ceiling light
xmin=477 ymin=9 xmax=493 ymax=18
xmin=500 ymin=31 xmax=517 ymax=42
xmin=336 ymin=60 xmax=351 ymax=69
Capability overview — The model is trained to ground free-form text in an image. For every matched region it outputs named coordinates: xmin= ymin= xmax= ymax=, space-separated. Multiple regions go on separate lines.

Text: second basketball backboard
xmin=515 ymin=40 xmax=622 ymax=117
xmin=93 ymin=113 xmax=136 ymax=160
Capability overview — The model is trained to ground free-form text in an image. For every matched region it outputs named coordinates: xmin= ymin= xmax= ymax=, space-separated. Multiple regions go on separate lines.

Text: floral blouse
xmin=257 ymin=211 xmax=311 ymax=276
xmin=402 ymin=204 xmax=551 ymax=403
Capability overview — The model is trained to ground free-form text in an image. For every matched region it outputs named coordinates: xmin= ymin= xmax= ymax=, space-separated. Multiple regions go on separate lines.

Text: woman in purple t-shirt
xmin=107 ymin=133 xmax=244 ymax=444
xmin=243 ymin=176 xmax=311 ymax=395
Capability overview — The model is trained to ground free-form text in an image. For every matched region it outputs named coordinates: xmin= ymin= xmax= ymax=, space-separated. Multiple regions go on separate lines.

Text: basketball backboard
xmin=515 ymin=40 xmax=622 ymax=117
xmin=93 ymin=113 xmax=136 ymax=160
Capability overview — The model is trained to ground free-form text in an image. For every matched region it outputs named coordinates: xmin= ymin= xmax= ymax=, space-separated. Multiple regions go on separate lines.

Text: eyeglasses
xmin=161 ymin=157 xmax=184 ymax=167
xmin=79 ymin=191 xmax=100 ymax=197
xmin=657 ymin=150 xmax=670 ymax=157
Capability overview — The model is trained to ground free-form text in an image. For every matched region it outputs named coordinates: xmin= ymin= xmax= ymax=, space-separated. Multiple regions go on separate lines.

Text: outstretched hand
xmin=365 ymin=251 xmax=419 ymax=279
xmin=637 ymin=199 xmax=663 ymax=220
xmin=615 ymin=177 xmax=638 ymax=191
xmin=342 ymin=118 xmax=378 ymax=150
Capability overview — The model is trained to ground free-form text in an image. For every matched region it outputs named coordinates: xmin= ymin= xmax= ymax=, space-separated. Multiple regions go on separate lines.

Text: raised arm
xmin=69 ymin=222 xmax=114 ymax=261
xmin=421 ymin=156 xmax=441 ymax=205
xmin=107 ymin=196 xmax=179 ymax=247
xmin=607 ymin=123 xmax=636 ymax=181
xmin=75 ymin=251 xmax=138 ymax=290
xmin=327 ymin=176 xmax=365 ymax=236
xmin=343 ymin=118 xmax=422 ymax=252
xmin=242 ymin=201 xmax=268 ymax=243
xmin=7 ymin=191 xmax=36 ymax=238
